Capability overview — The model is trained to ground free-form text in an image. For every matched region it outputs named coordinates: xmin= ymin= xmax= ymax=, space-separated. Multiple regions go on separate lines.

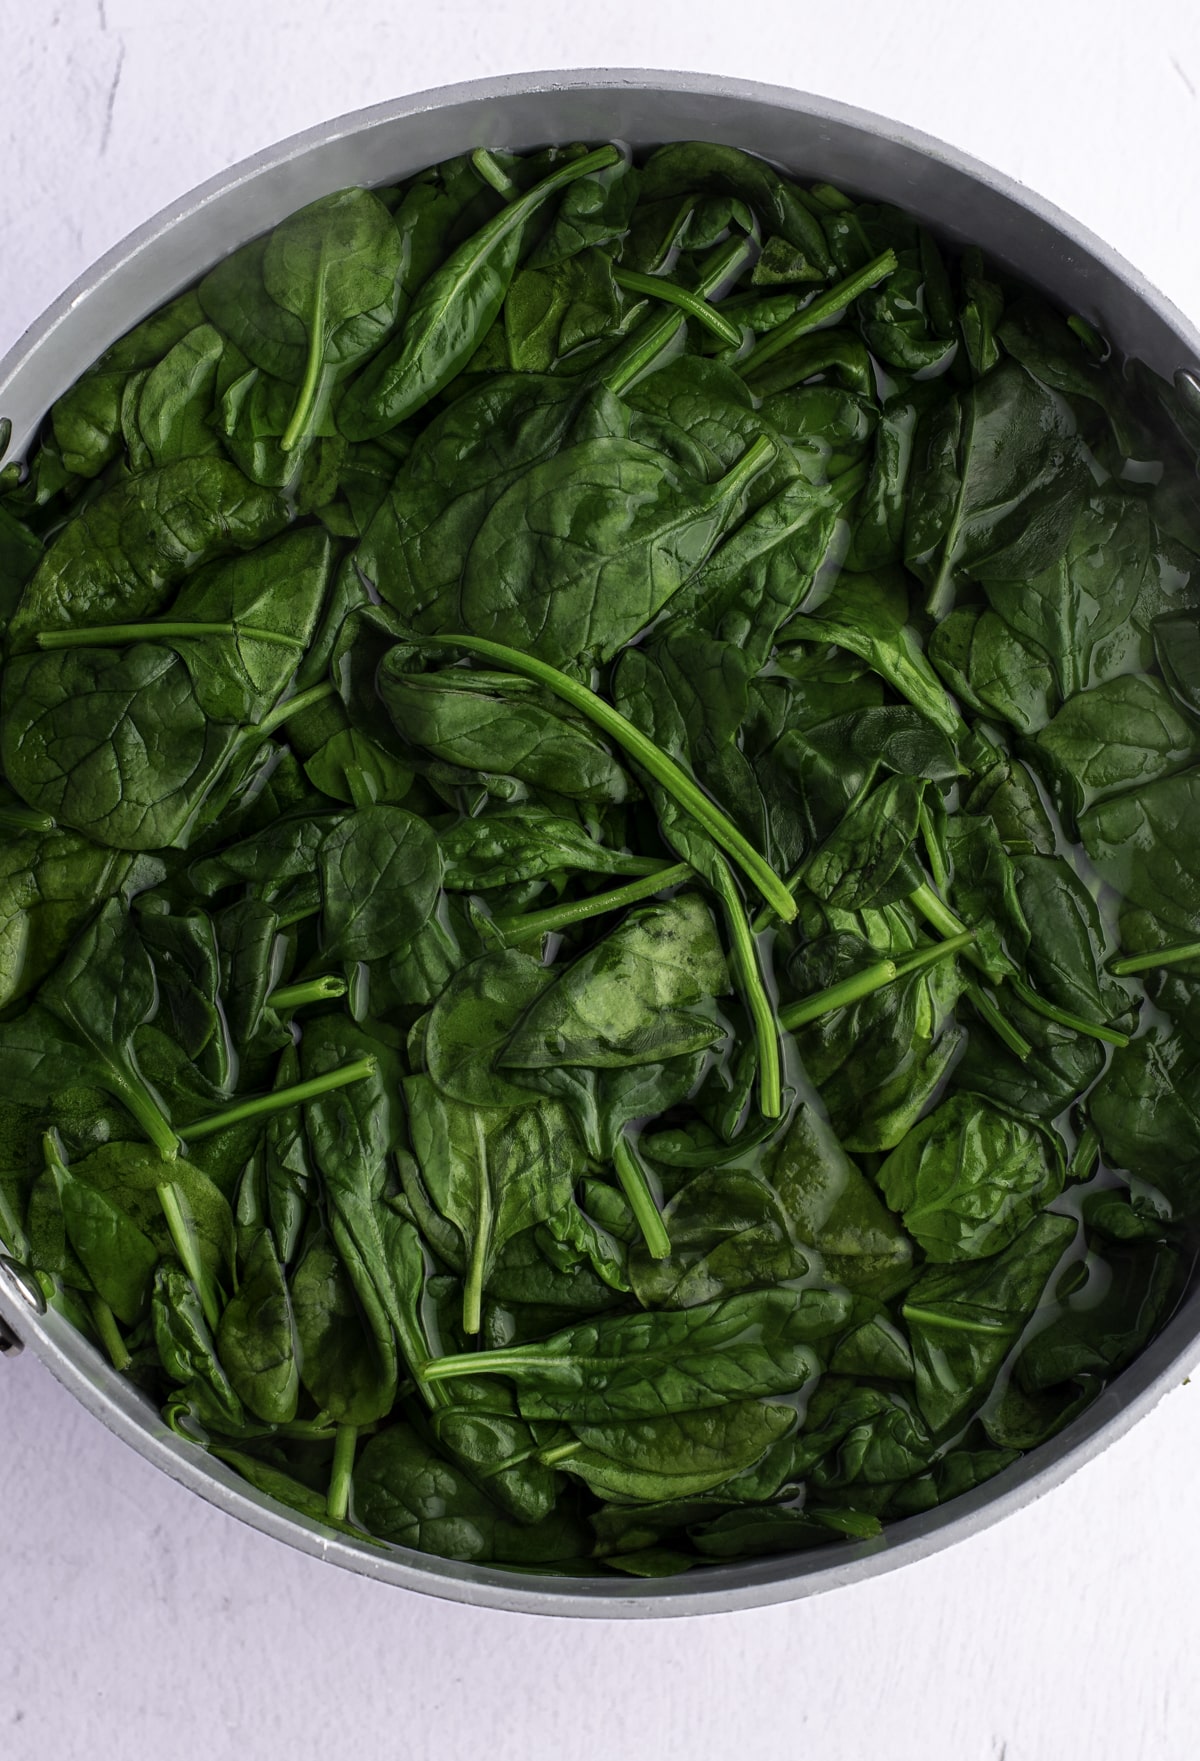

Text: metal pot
xmin=2 ymin=68 xmax=1197 ymax=1618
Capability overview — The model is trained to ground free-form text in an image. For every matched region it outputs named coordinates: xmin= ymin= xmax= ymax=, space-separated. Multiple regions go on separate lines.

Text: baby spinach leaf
xmin=501 ymin=893 xmax=729 ymax=1070
xmin=402 ymin=1073 xmax=582 ymax=1333
xmin=560 ymin=1402 xmax=797 ymax=1503
xmin=216 ymin=1228 xmax=299 ymax=1424
xmin=422 ymin=1287 xmax=829 ymax=1421
xmin=905 ymin=361 xmax=1091 ymax=617
xmin=902 ymin=1213 xmax=1076 ymax=1431
xmin=354 ymin=1423 xmax=587 ymax=1562
xmin=769 ymin=1104 xmax=914 ymax=1293
xmin=425 ymin=948 xmax=555 ymax=1108
xmin=2 ymin=644 xmax=240 ymax=851
xmin=9 ymin=459 xmax=288 ymax=645
xmin=629 ymin=1170 xmax=808 ymax=1309
xmin=1033 ymin=674 xmax=1196 ymax=822
xmin=339 ymin=146 xmax=619 ymax=437
xmin=379 ymin=662 xmax=633 ymax=803
xmin=876 ymin=1095 xmax=1064 ymax=1262
xmin=261 ymin=187 xmax=405 ymax=452
xmin=318 ymin=805 xmax=443 ymax=961
xmin=1082 ymin=766 xmax=1200 ymax=947
xmin=459 ymin=433 xmax=775 ymax=668
xmin=0 ymin=900 xmax=178 ymax=1155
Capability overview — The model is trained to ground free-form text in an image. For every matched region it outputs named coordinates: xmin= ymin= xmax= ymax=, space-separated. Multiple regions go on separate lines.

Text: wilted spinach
xmin=1 ymin=135 xmax=1194 ymax=1580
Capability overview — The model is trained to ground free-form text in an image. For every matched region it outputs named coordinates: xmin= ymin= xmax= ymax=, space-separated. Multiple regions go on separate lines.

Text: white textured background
xmin=3 ymin=3 xmax=1200 ymax=1757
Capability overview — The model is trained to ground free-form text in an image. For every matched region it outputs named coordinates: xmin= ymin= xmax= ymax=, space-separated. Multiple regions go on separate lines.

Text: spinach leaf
xmin=902 ymin=1213 xmax=1076 ymax=1431
xmin=876 ymin=1095 xmax=1064 ymax=1261
xmin=905 ymin=361 xmax=1091 ymax=617
xmin=422 ymin=1287 xmax=831 ymax=1420
xmin=261 ymin=187 xmax=405 ymax=451
xmin=339 ymin=146 xmax=619 ymax=437
xmin=9 ymin=459 xmax=287 ymax=645
xmin=500 ymin=893 xmax=729 ymax=1070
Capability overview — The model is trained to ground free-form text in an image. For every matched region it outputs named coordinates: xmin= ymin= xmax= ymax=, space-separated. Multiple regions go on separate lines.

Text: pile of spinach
xmin=0 ymin=138 xmax=1197 ymax=1579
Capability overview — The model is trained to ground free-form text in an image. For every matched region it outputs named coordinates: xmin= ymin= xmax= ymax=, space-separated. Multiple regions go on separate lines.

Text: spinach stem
xmin=900 ymin=1305 xmax=1009 ymax=1335
xmin=36 ymin=623 xmax=305 ymax=650
xmin=742 ymin=249 xmax=900 ymax=372
xmin=463 ymin=1112 xmax=492 ymax=1336
xmin=612 ymin=1133 xmax=671 ymax=1261
xmin=712 ymin=859 xmax=782 ymax=1120
xmin=779 ymin=959 xmax=897 ymax=1031
xmin=602 ymin=233 xmax=757 ymax=395
xmin=537 ymin=1441 xmax=583 ymax=1467
xmin=111 ymin=1074 xmax=181 ymax=1160
xmin=471 ymin=148 xmax=519 ymax=199
xmin=157 ymin=1182 xmax=221 ymax=1331
xmin=1068 ymin=1126 xmax=1100 ymax=1182
xmin=0 ymin=803 xmax=55 ymax=833
xmin=891 ymin=930 xmax=976 ymax=977
xmin=612 ymin=266 xmax=744 ymax=348
xmin=88 ymin=1295 xmax=130 ymax=1372
xmin=267 ymin=975 xmax=348 ymax=1010
xmin=326 ymin=1422 xmax=357 ymax=1522
xmin=280 ymin=272 xmax=327 ymax=453
xmin=180 ymin=1056 xmax=376 ymax=1140
xmin=908 ymin=880 xmax=972 ymax=943
xmin=493 ymin=862 xmax=692 ymax=940
xmin=963 ymin=979 xmax=1034 ymax=1061
xmin=246 ymin=680 xmax=336 ymax=744
xmin=431 ymin=633 xmax=797 ymax=922
xmin=1110 ymin=939 xmax=1200 ymax=976
xmin=1008 ymin=977 xmax=1130 ymax=1048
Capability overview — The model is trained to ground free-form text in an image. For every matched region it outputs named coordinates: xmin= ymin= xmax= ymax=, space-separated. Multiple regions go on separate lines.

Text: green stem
xmin=110 ymin=1073 xmax=181 ymax=1160
xmin=326 ymin=1423 xmax=357 ymax=1522
xmin=612 ymin=266 xmax=743 ymax=347
xmin=1110 ymin=939 xmax=1200 ymax=976
xmin=1068 ymin=1126 xmax=1100 ymax=1182
xmin=712 ymin=859 xmax=782 ymax=1120
xmin=276 ymin=898 xmax=322 ymax=930
xmin=900 ymin=1306 xmax=1009 ymax=1336
xmin=918 ymin=800 xmax=949 ymax=892
xmin=244 ymin=680 xmax=336 ymax=745
xmin=89 ymin=1295 xmax=131 ymax=1373
xmin=157 ymin=1182 xmax=221 ymax=1331
xmin=0 ymin=803 xmax=55 ymax=834
xmin=908 ymin=880 xmax=972 ymax=944
xmin=267 ymin=975 xmax=348 ymax=1011
xmin=779 ymin=959 xmax=897 ymax=1032
xmin=493 ymin=862 xmax=691 ymax=940
xmin=430 ymin=633 xmax=796 ymax=923
xmin=963 ymin=979 xmax=1034 ymax=1061
xmin=463 ymin=1113 xmax=492 ymax=1336
xmin=612 ymin=1133 xmax=671 ymax=1261
xmin=602 ymin=233 xmax=757 ymax=395
xmin=471 ymin=147 xmax=519 ymax=199
xmin=537 ymin=1441 xmax=583 ymax=1467
xmin=36 ymin=623 xmax=305 ymax=651
xmin=742 ymin=249 xmax=900 ymax=372
xmin=1008 ymin=977 xmax=1130 ymax=1048
xmin=180 ymin=1056 xmax=376 ymax=1141
xmin=892 ymin=930 xmax=976 ymax=977
xmin=281 ymin=272 xmax=326 ymax=453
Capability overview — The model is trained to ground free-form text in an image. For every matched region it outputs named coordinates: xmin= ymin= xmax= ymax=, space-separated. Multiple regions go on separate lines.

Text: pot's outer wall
xmin=2 ymin=69 xmax=1198 ymax=1619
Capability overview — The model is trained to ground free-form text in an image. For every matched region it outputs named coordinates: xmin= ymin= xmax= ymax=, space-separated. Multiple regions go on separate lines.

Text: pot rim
xmin=2 ymin=66 xmax=1197 ymax=1619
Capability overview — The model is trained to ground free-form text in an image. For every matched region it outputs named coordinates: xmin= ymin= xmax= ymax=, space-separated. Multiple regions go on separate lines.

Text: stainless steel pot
xmin=2 ymin=68 xmax=1197 ymax=1619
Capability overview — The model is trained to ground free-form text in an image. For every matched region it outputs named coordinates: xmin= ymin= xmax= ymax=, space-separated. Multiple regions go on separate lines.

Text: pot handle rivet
xmin=0 ymin=1254 xmax=47 ymax=1317
xmin=1174 ymin=367 xmax=1200 ymax=414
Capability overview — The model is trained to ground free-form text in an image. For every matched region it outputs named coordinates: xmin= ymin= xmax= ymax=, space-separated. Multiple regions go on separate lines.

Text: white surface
xmin=3 ymin=3 xmax=1200 ymax=1756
